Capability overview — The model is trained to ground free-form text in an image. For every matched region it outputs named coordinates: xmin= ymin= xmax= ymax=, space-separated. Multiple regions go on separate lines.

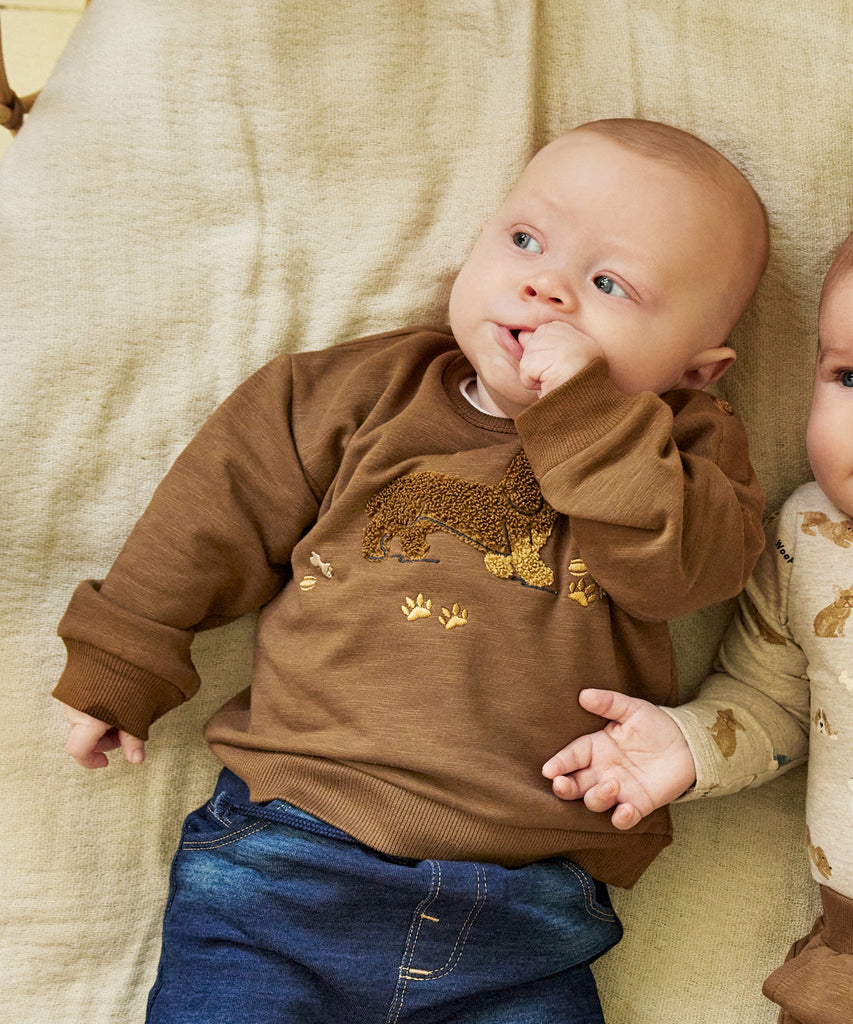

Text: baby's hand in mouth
xmin=518 ymin=322 xmax=604 ymax=397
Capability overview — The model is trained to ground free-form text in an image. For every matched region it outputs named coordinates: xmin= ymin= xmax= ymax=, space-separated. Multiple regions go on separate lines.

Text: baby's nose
xmin=520 ymin=270 xmax=575 ymax=308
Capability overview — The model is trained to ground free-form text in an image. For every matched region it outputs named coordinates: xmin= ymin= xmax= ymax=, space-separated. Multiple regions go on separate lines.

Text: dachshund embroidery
xmin=362 ymin=450 xmax=559 ymax=589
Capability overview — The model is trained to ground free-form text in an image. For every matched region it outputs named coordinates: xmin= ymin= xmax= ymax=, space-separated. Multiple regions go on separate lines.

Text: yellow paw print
xmin=402 ymin=594 xmax=432 ymax=620
xmin=568 ymin=580 xmax=599 ymax=606
xmin=439 ymin=603 xmax=468 ymax=629
xmin=567 ymin=559 xmax=603 ymax=606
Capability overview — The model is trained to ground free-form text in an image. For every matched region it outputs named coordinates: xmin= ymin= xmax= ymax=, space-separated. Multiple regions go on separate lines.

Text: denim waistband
xmin=211 ymin=768 xmax=358 ymax=844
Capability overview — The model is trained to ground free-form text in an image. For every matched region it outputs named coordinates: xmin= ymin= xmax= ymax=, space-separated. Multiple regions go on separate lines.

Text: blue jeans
xmin=146 ymin=769 xmax=622 ymax=1023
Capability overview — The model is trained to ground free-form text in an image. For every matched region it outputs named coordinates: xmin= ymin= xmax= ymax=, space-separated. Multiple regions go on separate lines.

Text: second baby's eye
xmin=512 ymin=231 xmax=542 ymax=254
xmin=841 ymin=370 xmax=853 ymax=388
xmin=594 ymin=275 xmax=628 ymax=298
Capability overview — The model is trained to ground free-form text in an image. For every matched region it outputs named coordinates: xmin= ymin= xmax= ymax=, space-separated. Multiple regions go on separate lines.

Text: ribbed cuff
xmin=515 ymin=359 xmax=632 ymax=465
xmin=52 ymin=639 xmax=185 ymax=740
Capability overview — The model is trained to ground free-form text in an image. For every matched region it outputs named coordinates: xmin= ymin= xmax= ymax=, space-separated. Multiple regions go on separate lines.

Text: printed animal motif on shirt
xmin=742 ymin=592 xmax=787 ymax=645
xmin=708 ymin=708 xmax=745 ymax=759
xmin=813 ymin=707 xmax=838 ymax=738
xmin=813 ymin=585 xmax=853 ymax=638
xmin=801 ymin=510 xmax=853 ymax=548
xmin=362 ymin=450 xmax=559 ymax=590
xmin=808 ymin=828 xmax=832 ymax=880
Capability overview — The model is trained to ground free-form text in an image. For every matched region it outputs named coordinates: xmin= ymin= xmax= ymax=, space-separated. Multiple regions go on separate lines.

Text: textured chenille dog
xmin=362 ymin=449 xmax=558 ymax=589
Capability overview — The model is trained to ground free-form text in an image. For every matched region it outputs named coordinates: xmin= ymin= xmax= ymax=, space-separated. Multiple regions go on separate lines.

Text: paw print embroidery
xmin=568 ymin=580 xmax=599 ymax=607
xmin=567 ymin=558 xmax=604 ymax=607
xmin=439 ymin=603 xmax=468 ymax=629
xmin=401 ymin=595 xmax=469 ymax=630
xmin=402 ymin=594 xmax=432 ymax=620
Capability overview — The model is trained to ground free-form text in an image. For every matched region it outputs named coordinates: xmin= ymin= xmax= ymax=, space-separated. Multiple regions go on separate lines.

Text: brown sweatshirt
xmin=54 ymin=328 xmax=764 ymax=887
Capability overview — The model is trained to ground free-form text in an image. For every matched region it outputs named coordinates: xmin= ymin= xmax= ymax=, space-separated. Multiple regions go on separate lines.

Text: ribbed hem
xmin=208 ymin=744 xmax=671 ymax=888
xmin=53 ymin=640 xmax=185 ymax=740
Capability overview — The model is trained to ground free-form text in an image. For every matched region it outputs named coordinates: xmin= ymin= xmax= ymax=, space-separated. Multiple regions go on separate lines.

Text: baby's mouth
xmin=509 ymin=327 xmax=535 ymax=348
xmin=498 ymin=324 xmax=528 ymax=358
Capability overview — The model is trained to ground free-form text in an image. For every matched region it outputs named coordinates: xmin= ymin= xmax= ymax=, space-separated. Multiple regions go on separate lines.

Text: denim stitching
xmin=558 ymin=860 xmax=617 ymax=922
xmin=385 ymin=860 xmax=441 ymax=1024
xmin=386 ymin=862 xmax=489 ymax=1022
xmin=401 ymin=864 xmax=487 ymax=981
xmin=181 ymin=820 xmax=271 ymax=851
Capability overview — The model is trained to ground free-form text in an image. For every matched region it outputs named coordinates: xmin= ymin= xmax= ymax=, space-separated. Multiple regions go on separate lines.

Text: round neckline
xmin=442 ymin=354 xmax=517 ymax=434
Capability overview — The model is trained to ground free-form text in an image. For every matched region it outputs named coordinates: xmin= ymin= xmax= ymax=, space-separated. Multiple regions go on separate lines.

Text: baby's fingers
xmin=577 ymin=688 xmax=644 ymax=725
xmin=119 ymin=731 xmax=146 ymax=765
xmin=581 ymin=778 xmax=643 ymax=830
xmin=62 ymin=705 xmax=146 ymax=768
xmin=542 ymin=735 xmax=593 ymax=781
xmin=610 ymin=802 xmax=643 ymax=831
xmin=66 ymin=720 xmax=113 ymax=769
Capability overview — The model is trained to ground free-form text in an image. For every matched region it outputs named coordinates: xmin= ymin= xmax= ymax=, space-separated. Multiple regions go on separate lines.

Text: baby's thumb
xmin=578 ymin=688 xmax=639 ymax=724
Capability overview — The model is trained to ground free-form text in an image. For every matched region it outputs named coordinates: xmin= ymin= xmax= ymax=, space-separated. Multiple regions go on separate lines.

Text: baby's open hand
xmin=518 ymin=321 xmax=603 ymax=399
xmin=542 ymin=689 xmax=697 ymax=829
xmin=62 ymin=703 xmax=146 ymax=769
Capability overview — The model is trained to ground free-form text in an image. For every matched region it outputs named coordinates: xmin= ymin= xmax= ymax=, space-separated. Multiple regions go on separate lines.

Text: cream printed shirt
xmin=666 ymin=482 xmax=853 ymax=897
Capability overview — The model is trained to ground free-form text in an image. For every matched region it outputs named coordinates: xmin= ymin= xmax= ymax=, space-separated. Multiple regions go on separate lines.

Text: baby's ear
xmin=674 ymin=346 xmax=736 ymax=390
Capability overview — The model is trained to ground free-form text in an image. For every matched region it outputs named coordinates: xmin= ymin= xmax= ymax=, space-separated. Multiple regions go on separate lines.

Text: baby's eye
xmin=512 ymin=231 xmax=542 ymax=254
xmin=594 ymin=275 xmax=628 ymax=298
xmin=841 ymin=370 xmax=853 ymax=388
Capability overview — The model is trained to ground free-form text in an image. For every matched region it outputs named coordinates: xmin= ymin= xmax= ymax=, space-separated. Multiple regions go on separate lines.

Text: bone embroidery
xmin=309 ymin=551 xmax=333 ymax=578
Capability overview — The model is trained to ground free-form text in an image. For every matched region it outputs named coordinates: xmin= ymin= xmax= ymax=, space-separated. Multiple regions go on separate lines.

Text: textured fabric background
xmin=2 ymin=1 xmax=849 ymax=1020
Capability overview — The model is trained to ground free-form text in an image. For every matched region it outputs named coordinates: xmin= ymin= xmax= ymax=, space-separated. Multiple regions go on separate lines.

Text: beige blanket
xmin=3 ymin=1 xmax=849 ymax=1020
